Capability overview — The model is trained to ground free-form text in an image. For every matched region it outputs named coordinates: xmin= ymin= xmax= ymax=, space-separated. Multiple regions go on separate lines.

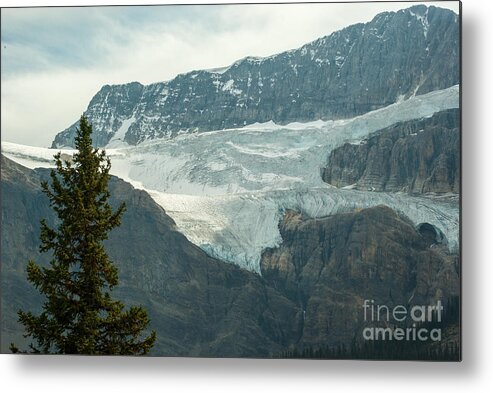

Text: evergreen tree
xmin=11 ymin=116 xmax=156 ymax=355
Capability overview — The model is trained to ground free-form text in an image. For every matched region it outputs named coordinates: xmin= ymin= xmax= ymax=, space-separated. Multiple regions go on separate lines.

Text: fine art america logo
xmin=362 ymin=299 xmax=444 ymax=342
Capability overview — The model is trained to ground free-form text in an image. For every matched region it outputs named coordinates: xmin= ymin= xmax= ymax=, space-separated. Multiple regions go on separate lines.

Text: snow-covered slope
xmin=147 ymin=189 xmax=458 ymax=273
xmin=107 ymin=85 xmax=459 ymax=195
xmin=2 ymin=85 xmax=459 ymax=273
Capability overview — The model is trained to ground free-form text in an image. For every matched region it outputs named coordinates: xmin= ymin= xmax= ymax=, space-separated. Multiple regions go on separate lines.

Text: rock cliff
xmin=322 ymin=109 xmax=460 ymax=194
xmin=260 ymin=207 xmax=459 ymax=349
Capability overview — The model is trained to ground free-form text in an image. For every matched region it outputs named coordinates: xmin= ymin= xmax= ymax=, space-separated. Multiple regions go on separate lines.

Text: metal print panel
xmin=1 ymin=1 xmax=461 ymax=359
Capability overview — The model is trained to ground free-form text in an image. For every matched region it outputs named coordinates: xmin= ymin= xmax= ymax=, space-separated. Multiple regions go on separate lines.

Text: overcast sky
xmin=1 ymin=1 xmax=459 ymax=147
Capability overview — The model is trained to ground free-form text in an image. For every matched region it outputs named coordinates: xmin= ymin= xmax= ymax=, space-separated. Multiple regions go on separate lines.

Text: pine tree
xmin=12 ymin=116 xmax=156 ymax=355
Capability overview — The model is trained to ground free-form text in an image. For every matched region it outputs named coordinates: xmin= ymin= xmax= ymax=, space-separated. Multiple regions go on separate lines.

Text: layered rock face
xmin=260 ymin=207 xmax=460 ymax=349
xmin=52 ymin=5 xmax=459 ymax=148
xmin=322 ymin=109 xmax=460 ymax=194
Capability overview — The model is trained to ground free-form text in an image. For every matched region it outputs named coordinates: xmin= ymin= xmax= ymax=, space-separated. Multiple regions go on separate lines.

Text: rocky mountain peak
xmin=52 ymin=5 xmax=458 ymax=149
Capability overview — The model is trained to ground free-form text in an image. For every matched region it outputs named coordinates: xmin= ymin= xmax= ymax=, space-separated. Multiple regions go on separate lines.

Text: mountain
xmin=0 ymin=155 xmax=300 ymax=356
xmin=2 ymin=85 xmax=460 ymax=273
xmin=52 ymin=5 xmax=459 ymax=148
xmin=261 ymin=207 xmax=460 ymax=350
xmin=1 ymin=156 xmax=459 ymax=357
xmin=322 ymin=108 xmax=460 ymax=194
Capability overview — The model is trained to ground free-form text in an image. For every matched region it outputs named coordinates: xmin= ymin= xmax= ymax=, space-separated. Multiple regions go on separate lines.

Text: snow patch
xmin=106 ymin=115 xmax=135 ymax=148
xmin=409 ymin=8 xmax=430 ymax=38
xmin=204 ymin=65 xmax=231 ymax=74
xmin=222 ymin=79 xmax=242 ymax=96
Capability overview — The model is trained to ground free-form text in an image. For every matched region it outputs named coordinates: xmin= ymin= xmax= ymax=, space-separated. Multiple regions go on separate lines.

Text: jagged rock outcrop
xmin=260 ymin=206 xmax=459 ymax=349
xmin=52 ymin=5 xmax=459 ymax=148
xmin=321 ymin=109 xmax=460 ymax=194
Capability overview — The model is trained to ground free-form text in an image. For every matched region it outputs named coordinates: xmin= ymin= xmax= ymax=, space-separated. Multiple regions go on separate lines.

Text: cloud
xmin=1 ymin=70 xmax=109 ymax=146
xmin=1 ymin=1 xmax=460 ymax=147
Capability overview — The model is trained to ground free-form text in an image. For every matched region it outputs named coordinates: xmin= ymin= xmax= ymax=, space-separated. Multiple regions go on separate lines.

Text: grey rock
xmin=322 ymin=109 xmax=460 ymax=194
xmin=52 ymin=5 xmax=459 ymax=148
xmin=260 ymin=206 xmax=459 ymax=349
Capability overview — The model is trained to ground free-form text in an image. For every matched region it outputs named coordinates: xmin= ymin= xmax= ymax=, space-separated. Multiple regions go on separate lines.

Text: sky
xmin=1 ymin=0 xmax=460 ymax=147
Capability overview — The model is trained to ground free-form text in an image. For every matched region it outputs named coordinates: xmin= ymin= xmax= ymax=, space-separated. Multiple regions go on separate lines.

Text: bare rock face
xmin=52 ymin=5 xmax=459 ymax=148
xmin=322 ymin=109 xmax=460 ymax=194
xmin=260 ymin=206 xmax=459 ymax=349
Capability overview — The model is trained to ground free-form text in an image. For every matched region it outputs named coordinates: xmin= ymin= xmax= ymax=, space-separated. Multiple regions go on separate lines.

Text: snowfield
xmin=2 ymin=85 xmax=460 ymax=273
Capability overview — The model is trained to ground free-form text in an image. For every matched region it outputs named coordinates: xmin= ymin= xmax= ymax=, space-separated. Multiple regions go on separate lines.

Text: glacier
xmin=2 ymin=85 xmax=460 ymax=274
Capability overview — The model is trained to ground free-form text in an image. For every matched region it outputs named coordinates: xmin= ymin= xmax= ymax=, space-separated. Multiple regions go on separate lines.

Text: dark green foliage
xmin=12 ymin=116 xmax=156 ymax=355
xmin=275 ymin=340 xmax=460 ymax=361
xmin=275 ymin=296 xmax=460 ymax=361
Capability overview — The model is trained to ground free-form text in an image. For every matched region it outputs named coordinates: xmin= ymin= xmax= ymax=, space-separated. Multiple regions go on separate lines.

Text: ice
xmin=106 ymin=115 xmax=135 ymax=148
xmin=103 ymin=85 xmax=458 ymax=197
xmin=1 ymin=142 xmax=76 ymax=168
xmin=1 ymin=85 xmax=460 ymax=274
xmin=149 ymin=188 xmax=459 ymax=274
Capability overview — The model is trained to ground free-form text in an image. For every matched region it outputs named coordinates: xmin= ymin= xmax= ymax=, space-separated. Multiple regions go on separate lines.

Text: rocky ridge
xmin=52 ymin=5 xmax=459 ymax=148
xmin=322 ymin=108 xmax=460 ymax=194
